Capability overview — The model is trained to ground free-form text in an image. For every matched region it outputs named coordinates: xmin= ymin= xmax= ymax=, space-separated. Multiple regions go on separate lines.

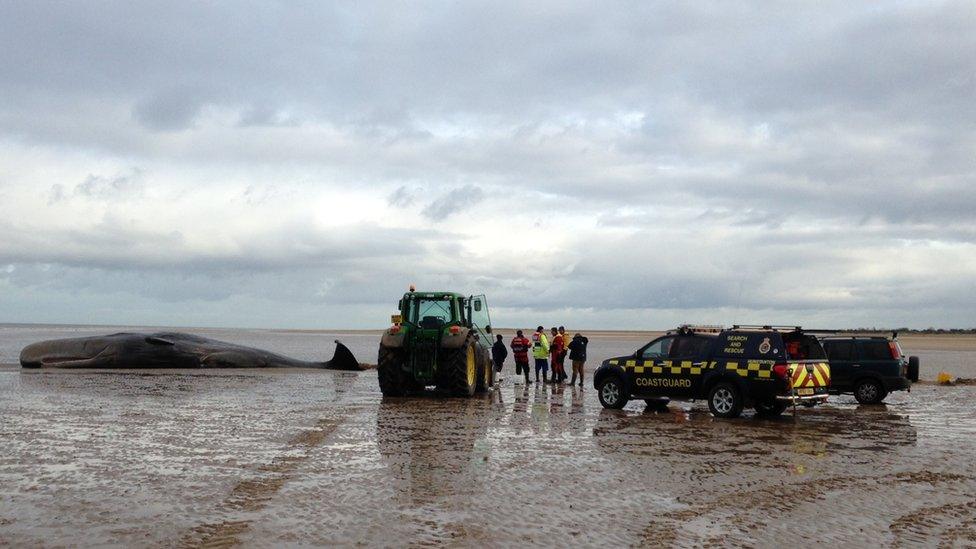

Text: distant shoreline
xmin=3 ymin=322 xmax=976 ymax=351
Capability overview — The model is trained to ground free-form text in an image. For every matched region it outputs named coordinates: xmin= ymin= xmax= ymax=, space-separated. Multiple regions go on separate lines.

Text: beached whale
xmin=20 ymin=332 xmax=363 ymax=370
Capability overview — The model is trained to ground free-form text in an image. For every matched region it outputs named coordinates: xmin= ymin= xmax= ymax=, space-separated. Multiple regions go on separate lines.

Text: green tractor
xmin=377 ymin=289 xmax=495 ymax=397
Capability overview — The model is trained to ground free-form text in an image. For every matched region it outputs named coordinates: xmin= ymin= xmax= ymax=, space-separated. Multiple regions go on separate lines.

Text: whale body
xmin=19 ymin=332 xmax=362 ymax=370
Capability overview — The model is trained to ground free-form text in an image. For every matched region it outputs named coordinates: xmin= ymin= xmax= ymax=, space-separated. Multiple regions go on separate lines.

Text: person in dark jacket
xmin=491 ymin=334 xmax=508 ymax=382
xmin=568 ymin=333 xmax=589 ymax=387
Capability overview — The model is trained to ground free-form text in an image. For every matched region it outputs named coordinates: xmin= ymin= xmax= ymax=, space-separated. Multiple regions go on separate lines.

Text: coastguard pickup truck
xmin=594 ymin=325 xmax=831 ymax=418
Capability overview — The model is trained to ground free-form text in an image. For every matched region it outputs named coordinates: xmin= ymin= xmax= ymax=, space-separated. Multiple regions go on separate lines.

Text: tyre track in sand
xmin=638 ymin=470 xmax=975 ymax=547
xmin=178 ymin=415 xmax=345 ymax=548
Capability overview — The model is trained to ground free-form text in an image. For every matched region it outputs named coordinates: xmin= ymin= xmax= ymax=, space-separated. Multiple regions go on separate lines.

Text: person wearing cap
xmin=510 ymin=330 xmax=532 ymax=384
xmin=491 ymin=334 xmax=508 ymax=382
xmin=531 ymin=326 xmax=550 ymax=383
xmin=568 ymin=332 xmax=589 ymax=387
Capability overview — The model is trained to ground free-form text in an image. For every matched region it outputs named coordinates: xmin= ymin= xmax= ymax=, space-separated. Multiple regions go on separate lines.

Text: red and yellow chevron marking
xmin=790 ymin=363 xmax=808 ymax=388
xmin=811 ymin=362 xmax=830 ymax=387
xmin=789 ymin=362 xmax=831 ymax=388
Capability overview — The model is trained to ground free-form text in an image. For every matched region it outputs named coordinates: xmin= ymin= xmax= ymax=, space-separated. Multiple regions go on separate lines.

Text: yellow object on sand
xmin=937 ymin=372 xmax=954 ymax=385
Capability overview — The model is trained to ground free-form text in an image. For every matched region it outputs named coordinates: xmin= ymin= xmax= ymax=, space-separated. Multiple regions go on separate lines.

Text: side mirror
xmin=474 ymin=299 xmax=482 ymax=312
xmin=397 ymin=299 xmax=403 ymax=310
xmin=486 ymin=325 xmax=492 ymax=334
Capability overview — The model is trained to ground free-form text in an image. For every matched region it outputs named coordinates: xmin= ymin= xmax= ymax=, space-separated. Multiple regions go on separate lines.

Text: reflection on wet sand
xmin=590 ymin=398 xmax=976 ymax=547
xmin=376 ymin=395 xmax=499 ymax=506
xmin=2 ymin=370 xmax=976 ymax=546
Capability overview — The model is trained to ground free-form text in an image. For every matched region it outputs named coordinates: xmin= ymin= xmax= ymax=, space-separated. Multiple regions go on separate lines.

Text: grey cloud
xmin=0 ymin=217 xmax=453 ymax=273
xmin=2 ymin=2 xmax=975 ymax=328
xmin=76 ymin=171 xmax=143 ymax=199
xmin=132 ymin=89 xmax=207 ymax=131
xmin=421 ymin=184 xmax=485 ymax=220
xmin=387 ymin=185 xmax=415 ymax=207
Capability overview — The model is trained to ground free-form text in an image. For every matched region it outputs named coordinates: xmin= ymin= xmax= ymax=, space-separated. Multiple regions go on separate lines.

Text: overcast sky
xmin=1 ymin=1 xmax=974 ymax=330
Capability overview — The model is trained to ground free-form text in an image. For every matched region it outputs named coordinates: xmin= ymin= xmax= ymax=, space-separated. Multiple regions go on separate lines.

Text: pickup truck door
xmin=634 ymin=335 xmax=699 ymax=398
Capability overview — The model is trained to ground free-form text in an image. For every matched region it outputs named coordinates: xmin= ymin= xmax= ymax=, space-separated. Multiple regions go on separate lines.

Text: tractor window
xmin=469 ymin=295 xmax=491 ymax=338
xmin=413 ymin=299 xmax=453 ymax=326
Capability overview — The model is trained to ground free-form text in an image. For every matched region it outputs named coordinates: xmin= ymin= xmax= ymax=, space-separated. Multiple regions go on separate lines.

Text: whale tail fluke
xmin=323 ymin=340 xmax=362 ymax=371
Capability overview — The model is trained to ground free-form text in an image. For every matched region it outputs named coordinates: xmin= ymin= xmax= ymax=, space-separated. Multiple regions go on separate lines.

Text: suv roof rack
xmin=808 ymin=329 xmax=899 ymax=339
xmin=669 ymin=324 xmax=725 ymax=335
xmin=730 ymin=324 xmax=804 ymax=331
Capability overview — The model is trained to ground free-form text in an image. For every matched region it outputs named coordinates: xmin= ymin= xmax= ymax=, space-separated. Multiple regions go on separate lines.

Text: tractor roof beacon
xmin=593 ymin=325 xmax=832 ymax=418
xmin=377 ymin=288 xmax=495 ymax=397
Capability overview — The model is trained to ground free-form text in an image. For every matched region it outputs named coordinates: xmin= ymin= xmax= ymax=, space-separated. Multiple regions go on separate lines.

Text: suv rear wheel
xmin=854 ymin=378 xmax=887 ymax=404
xmin=598 ymin=376 xmax=628 ymax=409
xmin=708 ymin=382 xmax=743 ymax=418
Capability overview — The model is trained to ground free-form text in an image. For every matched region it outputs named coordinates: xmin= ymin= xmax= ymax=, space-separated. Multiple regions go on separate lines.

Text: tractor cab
xmin=394 ymin=291 xmax=492 ymax=344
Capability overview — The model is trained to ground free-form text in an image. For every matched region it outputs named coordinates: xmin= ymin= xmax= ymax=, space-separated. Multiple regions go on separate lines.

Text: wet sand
xmin=2 ymin=326 xmax=976 ymax=546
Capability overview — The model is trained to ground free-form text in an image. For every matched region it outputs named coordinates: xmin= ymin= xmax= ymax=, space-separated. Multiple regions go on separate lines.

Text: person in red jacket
xmin=549 ymin=326 xmax=566 ymax=384
xmin=510 ymin=330 xmax=532 ymax=384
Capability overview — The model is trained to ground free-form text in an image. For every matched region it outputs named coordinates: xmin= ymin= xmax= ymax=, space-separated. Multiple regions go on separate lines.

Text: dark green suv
xmin=818 ymin=334 xmax=919 ymax=404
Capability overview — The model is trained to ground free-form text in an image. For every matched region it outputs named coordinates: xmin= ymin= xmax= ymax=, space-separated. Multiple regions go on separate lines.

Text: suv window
xmin=858 ymin=340 xmax=891 ymax=360
xmin=784 ymin=334 xmax=827 ymax=360
xmin=641 ymin=337 xmax=674 ymax=359
xmin=669 ymin=336 xmax=708 ymax=359
xmin=823 ymin=340 xmax=856 ymax=361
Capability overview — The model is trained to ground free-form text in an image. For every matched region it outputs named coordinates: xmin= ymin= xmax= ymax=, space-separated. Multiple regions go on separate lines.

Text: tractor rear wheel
xmin=439 ymin=335 xmax=477 ymax=397
xmin=476 ymin=348 xmax=493 ymax=393
xmin=377 ymin=345 xmax=408 ymax=397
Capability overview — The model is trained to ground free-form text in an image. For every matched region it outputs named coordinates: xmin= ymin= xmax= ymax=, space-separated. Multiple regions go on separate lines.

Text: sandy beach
xmin=2 ymin=324 xmax=975 ymax=546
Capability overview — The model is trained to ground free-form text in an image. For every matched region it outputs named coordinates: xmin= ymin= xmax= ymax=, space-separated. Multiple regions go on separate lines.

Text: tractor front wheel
xmin=476 ymin=348 xmax=493 ymax=393
xmin=377 ymin=345 xmax=408 ymax=397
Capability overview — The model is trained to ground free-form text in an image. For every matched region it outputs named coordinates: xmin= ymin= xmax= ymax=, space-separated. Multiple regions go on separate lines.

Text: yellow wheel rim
xmin=466 ymin=345 xmax=476 ymax=387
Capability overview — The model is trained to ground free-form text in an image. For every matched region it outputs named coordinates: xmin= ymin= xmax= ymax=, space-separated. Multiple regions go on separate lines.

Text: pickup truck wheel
xmin=854 ymin=379 xmax=887 ymax=404
xmin=598 ymin=376 xmax=628 ymax=409
xmin=708 ymin=382 xmax=743 ymax=418
xmin=754 ymin=399 xmax=787 ymax=417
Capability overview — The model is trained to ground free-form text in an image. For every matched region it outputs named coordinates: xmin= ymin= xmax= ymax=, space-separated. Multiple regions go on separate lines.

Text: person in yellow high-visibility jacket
xmin=531 ymin=326 xmax=550 ymax=383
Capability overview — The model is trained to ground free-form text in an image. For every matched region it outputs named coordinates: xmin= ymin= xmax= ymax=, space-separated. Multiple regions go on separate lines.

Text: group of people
xmin=491 ymin=326 xmax=589 ymax=386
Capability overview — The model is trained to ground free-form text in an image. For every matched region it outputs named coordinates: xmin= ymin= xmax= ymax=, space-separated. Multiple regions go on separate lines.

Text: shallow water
xmin=1 ymin=326 xmax=975 ymax=546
